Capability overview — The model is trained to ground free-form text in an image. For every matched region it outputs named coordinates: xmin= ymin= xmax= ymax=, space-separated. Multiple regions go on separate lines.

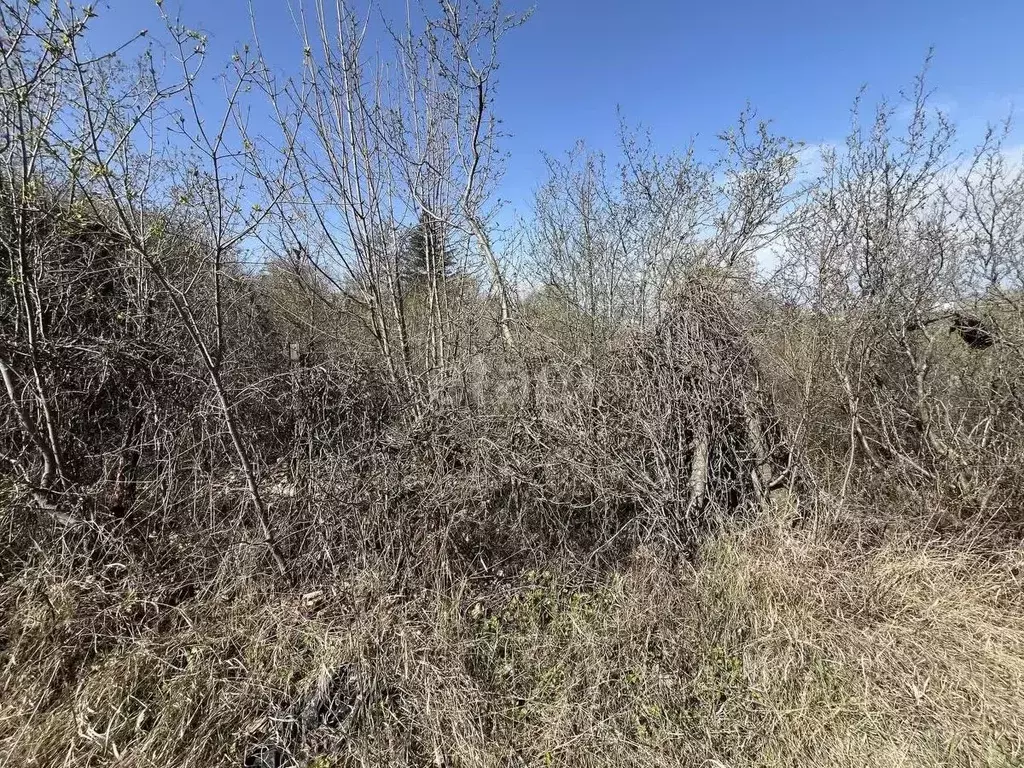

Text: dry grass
xmin=3 ymin=502 xmax=1022 ymax=768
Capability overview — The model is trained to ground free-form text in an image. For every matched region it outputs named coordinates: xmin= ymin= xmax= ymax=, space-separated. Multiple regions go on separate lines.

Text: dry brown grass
xmin=3 ymin=501 xmax=1022 ymax=768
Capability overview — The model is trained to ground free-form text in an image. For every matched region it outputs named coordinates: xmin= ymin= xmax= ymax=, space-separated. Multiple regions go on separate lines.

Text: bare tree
xmin=247 ymin=0 xmax=527 ymax=413
xmin=47 ymin=3 xmax=294 ymax=572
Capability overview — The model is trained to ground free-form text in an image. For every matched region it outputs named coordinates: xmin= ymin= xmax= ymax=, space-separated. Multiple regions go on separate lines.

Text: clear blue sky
xmin=89 ymin=0 xmax=1024 ymax=215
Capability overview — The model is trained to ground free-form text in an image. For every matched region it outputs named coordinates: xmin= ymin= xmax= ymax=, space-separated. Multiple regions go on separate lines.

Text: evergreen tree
xmin=400 ymin=212 xmax=451 ymax=286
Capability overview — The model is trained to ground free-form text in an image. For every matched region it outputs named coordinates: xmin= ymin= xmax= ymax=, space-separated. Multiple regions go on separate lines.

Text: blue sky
xmin=88 ymin=0 xmax=1024 ymax=216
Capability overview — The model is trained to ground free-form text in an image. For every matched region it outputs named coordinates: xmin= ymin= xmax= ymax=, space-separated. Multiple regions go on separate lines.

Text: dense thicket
xmin=3 ymin=2 xmax=1024 ymax=766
